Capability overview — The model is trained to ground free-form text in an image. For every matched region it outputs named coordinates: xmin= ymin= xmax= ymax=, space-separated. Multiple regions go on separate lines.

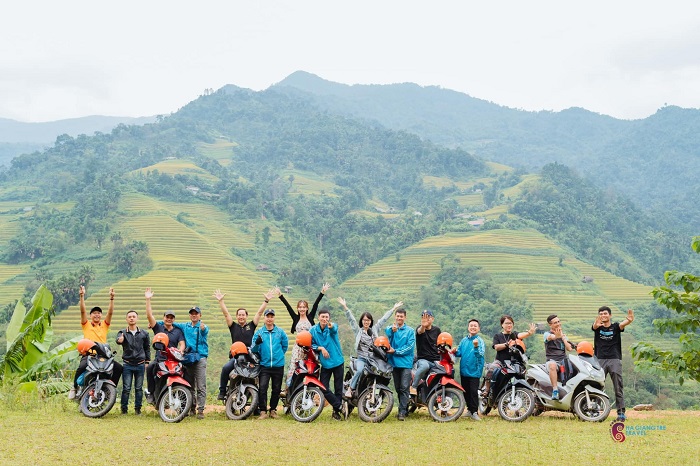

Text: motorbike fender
xmin=302 ymin=376 xmax=326 ymax=391
xmin=165 ymin=376 xmax=191 ymax=388
xmin=94 ymin=378 xmax=116 ymax=393
xmin=583 ymin=384 xmax=608 ymax=398
xmin=239 ymin=382 xmax=258 ymax=393
xmin=439 ymin=376 xmax=466 ymax=392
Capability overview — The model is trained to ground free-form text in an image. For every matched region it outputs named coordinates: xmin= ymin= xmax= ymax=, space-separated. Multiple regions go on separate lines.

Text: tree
xmin=0 ymin=285 xmax=79 ymax=396
xmin=631 ymin=236 xmax=700 ymax=384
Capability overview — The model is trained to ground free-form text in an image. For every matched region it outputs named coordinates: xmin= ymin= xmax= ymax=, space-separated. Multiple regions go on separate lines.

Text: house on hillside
xmin=468 ymin=218 xmax=486 ymax=228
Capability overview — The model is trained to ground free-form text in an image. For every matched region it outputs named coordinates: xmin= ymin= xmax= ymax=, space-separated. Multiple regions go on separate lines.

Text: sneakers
xmin=341 ymin=402 xmax=349 ymax=420
xmin=397 ymin=413 xmax=406 ymax=421
xmin=551 ymin=389 xmax=559 ymax=401
xmin=135 ymin=408 xmax=142 ymax=415
xmin=471 ymin=412 xmax=482 ymax=421
xmin=217 ymin=391 xmax=226 ymax=401
xmin=121 ymin=409 xmax=128 ymax=415
xmin=145 ymin=392 xmax=154 ymax=404
xmin=344 ymin=387 xmax=353 ymax=399
xmin=68 ymin=388 xmax=76 ymax=400
xmin=258 ymin=411 xmax=269 ymax=420
xmin=615 ymin=412 xmax=627 ymax=422
xmin=197 ymin=412 xmax=204 ymax=420
xmin=332 ymin=409 xmax=342 ymax=421
xmin=269 ymin=410 xmax=279 ymax=419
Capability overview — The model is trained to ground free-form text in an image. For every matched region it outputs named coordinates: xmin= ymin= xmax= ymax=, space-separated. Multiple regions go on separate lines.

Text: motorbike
xmin=224 ymin=342 xmax=261 ymax=420
xmin=407 ymin=332 xmax=466 ymax=422
xmin=479 ymin=339 xmax=536 ymax=422
xmin=525 ymin=340 xmax=611 ymax=422
xmin=280 ymin=332 xmax=327 ymax=423
xmin=342 ymin=338 xmax=394 ymax=423
xmin=75 ymin=340 xmax=118 ymax=418
xmin=149 ymin=334 xmax=194 ymax=423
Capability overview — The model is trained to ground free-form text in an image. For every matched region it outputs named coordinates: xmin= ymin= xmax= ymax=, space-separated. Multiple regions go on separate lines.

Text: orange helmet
xmin=230 ymin=341 xmax=248 ymax=357
xmin=295 ymin=331 xmax=312 ymax=347
xmin=514 ymin=338 xmax=526 ymax=353
xmin=576 ymin=340 xmax=594 ymax=357
xmin=152 ymin=332 xmax=169 ymax=349
xmin=77 ymin=339 xmax=96 ymax=355
xmin=437 ymin=332 xmax=453 ymax=348
xmin=374 ymin=336 xmax=390 ymax=349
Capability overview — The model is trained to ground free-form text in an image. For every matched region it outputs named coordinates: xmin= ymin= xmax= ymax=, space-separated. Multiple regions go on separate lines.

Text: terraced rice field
xmin=342 ymin=229 xmax=654 ymax=323
xmin=130 ymin=159 xmax=220 ymax=183
xmin=52 ymin=192 xmax=286 ymax=335
xmin=197 ymin=139 xmax=237 ymax=167
xmin=0 ymin=264 xmax=28 ymax=309
xmin=453 ymin=193 xmax=484 ymax=207
xmin=281 ymin=169 xmax=339 ymax=197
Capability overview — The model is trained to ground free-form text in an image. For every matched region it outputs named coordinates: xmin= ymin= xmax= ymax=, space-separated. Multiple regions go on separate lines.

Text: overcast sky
xmin=3 ymin=1 xmax=700 ymax=122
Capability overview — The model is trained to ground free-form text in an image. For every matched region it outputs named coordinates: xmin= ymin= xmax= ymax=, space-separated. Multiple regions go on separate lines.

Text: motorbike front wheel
xmin=573 ymin=391 xmax=611 ymax=422
xmin=497 ymin=387 xmax=535 ymax=422
xmin=427 ymin=387 xmax=465 ymax=422
xmin=79 ymin=382 xmax=117 ymax=418
xmin=158 ymin=385 xmax=193 ymax=423
xmin=225 ymin=385 xmax=258 ymax=420
xmin=358 ymin=387 xmax=394 ymax=423
xmin=289 ymin=386 xmax=325 ymax=423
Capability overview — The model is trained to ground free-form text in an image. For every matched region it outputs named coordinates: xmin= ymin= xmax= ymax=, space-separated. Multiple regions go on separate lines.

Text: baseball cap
xmin=422 ymin=310 xmax=434 ymax=317
xmin=90 ymin=306 xmax=103 ymax=314
xmin=264 ymin=309 xmax=275 ymax=316
xmin=189 ymin=306 xmax=201 ymax=314
xmin=164 ymin=311 xmax=176 ymax=318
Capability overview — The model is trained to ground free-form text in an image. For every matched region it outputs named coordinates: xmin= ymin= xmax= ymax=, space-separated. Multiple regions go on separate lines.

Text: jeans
xmin=412 ymin=359 xmax=436 ymax=388
xmin=219 ymin=358 xmax=236 ymax=394
xmin=258 ymin=366 xmax=284 ymax=412
xmin=121 ymin=363 xmax=145 ymax=412
xmin=349 ymin=358 xmax=367 ymax=390
xmin=460 ymin=375 xmax=480 ymax=414
xmin=600 ymin=358 xmax=625 ymax=411
xmin=320 ymin=364 xmax=344 ymax=411
xmin=392 ymin=367 xmax=412 ymax=416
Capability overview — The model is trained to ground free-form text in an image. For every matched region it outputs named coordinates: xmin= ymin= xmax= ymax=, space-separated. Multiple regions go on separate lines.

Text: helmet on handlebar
xmin=437 ymin=332 xmax=453 ymax=348
xmin=374 ymin=335 xmax=390 ymax=349
xmin=576 ymin=340 xmax=594 ymax=357
xmin=230 ymin=341 xmax=248 ymax=357
xmin=513 ymin=338 xmax=526 ymax=353
xmin=152 ymin=332 xmax=169 ymax=351
xmin=295 ymin=331 xmax=312 ymax=348
xmin=77 ymin=339 xmax=96 ymax=355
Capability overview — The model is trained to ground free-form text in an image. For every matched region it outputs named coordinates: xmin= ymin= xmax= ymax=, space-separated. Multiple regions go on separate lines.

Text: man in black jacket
xmin=116 ymin=310 xmax=151 ymax=415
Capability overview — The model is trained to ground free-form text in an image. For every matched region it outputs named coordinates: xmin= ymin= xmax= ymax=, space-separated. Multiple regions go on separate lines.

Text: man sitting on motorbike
xmin=544 ymin=314 xmax=574 ymax=400
xmin=411 ymin=310 xmax=441 ymax=395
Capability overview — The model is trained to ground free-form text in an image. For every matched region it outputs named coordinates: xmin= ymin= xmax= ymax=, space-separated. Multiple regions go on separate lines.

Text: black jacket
xmin=280 ymin=292 xmax=324 ymax=333
xmin=116 ymin=327 xmax=151 ymax=364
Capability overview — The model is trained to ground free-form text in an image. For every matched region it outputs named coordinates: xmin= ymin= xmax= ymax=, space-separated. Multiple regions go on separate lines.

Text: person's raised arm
xmin=592 ymin=313 xmax=603 ymax=330
xmin=337 ymin=297 xmax=359 ymax=334
xmin=309 ymin=282 xmax=330 ymax=320
xmin=376 ymin=301 xmax=402 ymax=332
xmin=214 ymin=289 xmax=233 ymax=327
xmin=619 ymin=309 xmax=635 ymax=330
xmin=105 ymin=288 xmax=115 ymax=326
xmin=253 ymin=289 xmax=275 ymax=326
xmin=145 ymin=288 xmax=156 ymax=329
xmin=277 ymin=287 xmax=296 ymax=318
xmin=79 ymin=285 xmax=87 ymax=325
xmin=518 ymin=323 xmax=536 ymax=340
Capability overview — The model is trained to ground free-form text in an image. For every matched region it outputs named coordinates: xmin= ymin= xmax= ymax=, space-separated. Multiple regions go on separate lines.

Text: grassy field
xmin=0 ymin=401 xmax=696 ymax=465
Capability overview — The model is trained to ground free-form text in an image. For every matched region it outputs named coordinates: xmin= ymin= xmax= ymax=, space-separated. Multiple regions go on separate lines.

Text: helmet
xmin=576 ymin=340 xmax=594 ymax=356
xmin=230 ymin=341 xmax=248 ymax=357
xmin=513 ymin=338 xmax=526 ymax=353
xmin=374 ymin=336 xmax=390 ymax=349
xmin=152 ymin=332 xmax=169 ymax=350
xmin=295 ymin=331 xmax=312 ymax=347
xmin=77 ymin=339 xmax=96 ymax=355
xmin=437 ymin=332 xmax=453 ymax=347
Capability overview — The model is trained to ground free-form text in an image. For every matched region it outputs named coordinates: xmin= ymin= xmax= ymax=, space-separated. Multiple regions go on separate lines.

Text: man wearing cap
xmin=213 ymin=288 xmax=275 ymax=401
xmin=251 ymin=308 xmax=288 ymax=419
xmin=310 ymin=309 xmax=347 ymax=420
xmin=70 ymin=285 xmax=123 ymax=399
xmin=144 ymin=288 xmax=186 ymax=403
xmin=172 ymin=305 xmax=209 ymax=419
xmin=411 ymin=310 xmax=441 ymax=395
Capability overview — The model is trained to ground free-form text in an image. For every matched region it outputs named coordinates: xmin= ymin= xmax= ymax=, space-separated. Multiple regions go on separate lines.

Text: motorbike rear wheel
xmin=497 ymin=387 xmax=535 ymax=422
xmin=573 ymin=391 xmax=611 ymax=422
xmin=427 ymin=387 xmax=465 ymax=422
xmin=79 ymin=382 xmax=117 ymax=418
xmin=225 ymin=385 xmax=258 ymax=420
xmin=358 ymin=387 xmax=394 ymax=423
xmin=158 ymin=385 xmax=193 ymax=423
xmin=289 ymin=386 xmax=325 ymax=423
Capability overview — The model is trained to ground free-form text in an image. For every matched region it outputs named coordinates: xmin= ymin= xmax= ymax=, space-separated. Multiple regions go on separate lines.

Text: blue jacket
xmin=455 ymin=334 xmax=485 ymax=378
xmin=172 ymin=322 xmax=209 ymax=357
xmin=385 ymin=324 xmax=415 ymax=369
xmin=251 ymin=325 xmax=288 ymax=368
xmin=310 ymin=323 xmax=344 ymax=369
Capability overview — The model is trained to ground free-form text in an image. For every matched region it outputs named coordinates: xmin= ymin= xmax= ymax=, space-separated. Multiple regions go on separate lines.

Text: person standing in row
xmin=116 ymin=310 xmax=150 ymax=415
xmin=251 ymin=309 xmax=288 ymax=419
xmin=214 ymin=288 xmax=275 ymax=401
xmin=386 ymin=307 xmax=415 ymax=421
xmin=172 ymin=306 xmax=209 ymax=419
xmin=453 ymin=319 xmax=485 ymax=420
xmin=310 ymin=309 xmax=347 ymax=420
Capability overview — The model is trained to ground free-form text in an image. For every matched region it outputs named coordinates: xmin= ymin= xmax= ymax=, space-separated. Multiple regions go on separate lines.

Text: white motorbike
xmin=525 ymin=341 xmax=611 ymax=422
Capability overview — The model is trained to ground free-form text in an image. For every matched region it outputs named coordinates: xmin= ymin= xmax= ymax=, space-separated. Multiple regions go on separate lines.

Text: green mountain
xmin=273 ymin=71 xmax=700 ymax=231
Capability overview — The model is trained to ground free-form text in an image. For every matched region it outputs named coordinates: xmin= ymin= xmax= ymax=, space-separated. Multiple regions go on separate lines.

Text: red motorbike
xmin=280 ymin=331 xmax=327 ymax=423
xmin=150 ymin=333 xmax=194 ymax=423
xmin=408 ymin=332 xmax=466 ymax=422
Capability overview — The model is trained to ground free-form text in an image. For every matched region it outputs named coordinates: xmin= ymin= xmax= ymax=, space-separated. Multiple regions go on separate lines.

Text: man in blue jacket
xmin=386 ymin=308 xmax=416 ymax=421
xmin=173 ymin=306 xmax=209 ymax=419
xmin=251 ymin=309 xmax=288 ymax=419
xmin=453 ymin=319 xmax=485 ymax=420
xmin=310 ymin=309 xmax=347 ymax=420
